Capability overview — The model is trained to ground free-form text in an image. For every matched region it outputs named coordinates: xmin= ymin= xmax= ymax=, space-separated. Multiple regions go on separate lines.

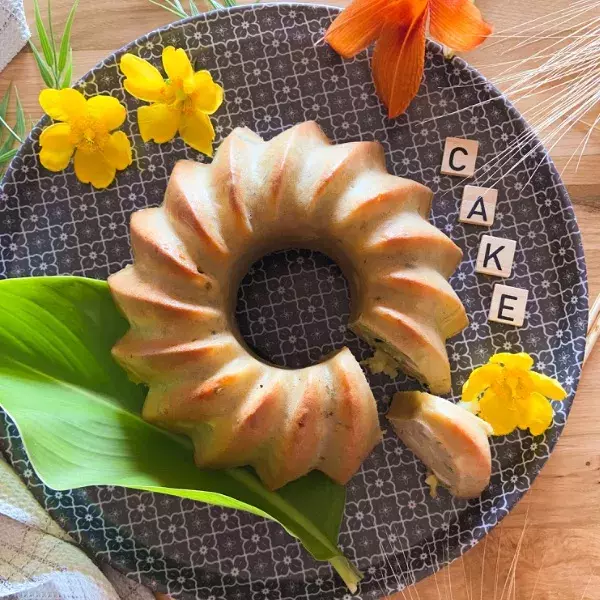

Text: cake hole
xmin=235 ymin=248 xmax=367 ymax=368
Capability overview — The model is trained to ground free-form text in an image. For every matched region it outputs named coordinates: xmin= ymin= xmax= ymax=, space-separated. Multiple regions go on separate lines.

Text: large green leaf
xmin=0 ymin=276 xmax=360 ymax=591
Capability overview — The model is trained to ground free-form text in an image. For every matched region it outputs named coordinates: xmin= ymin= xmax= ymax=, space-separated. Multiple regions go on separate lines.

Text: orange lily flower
xmin=325 ymin=0 xmax=493 ymax=118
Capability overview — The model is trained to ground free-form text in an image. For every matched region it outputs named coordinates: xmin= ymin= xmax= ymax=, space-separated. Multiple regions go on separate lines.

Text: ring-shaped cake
xmin=109 ymin=121 xmax=468 ymax=489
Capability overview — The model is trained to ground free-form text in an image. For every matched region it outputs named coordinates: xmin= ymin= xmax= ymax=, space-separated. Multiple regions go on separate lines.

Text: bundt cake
xmin=109 ymin=121 xmax=467 ymax=489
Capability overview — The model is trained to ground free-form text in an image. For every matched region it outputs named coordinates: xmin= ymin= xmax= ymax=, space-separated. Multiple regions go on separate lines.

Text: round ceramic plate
xmin=0 ymin=4 xmax=588 ymax=599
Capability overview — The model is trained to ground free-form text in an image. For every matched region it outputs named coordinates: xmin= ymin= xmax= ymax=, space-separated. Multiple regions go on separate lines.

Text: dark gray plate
xmin=0 ymin=4 xmax=588 ymax=599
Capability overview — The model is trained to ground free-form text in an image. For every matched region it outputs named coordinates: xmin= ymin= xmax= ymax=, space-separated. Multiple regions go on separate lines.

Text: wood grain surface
xmin=3 ymin=1 xmax=599 ymax=598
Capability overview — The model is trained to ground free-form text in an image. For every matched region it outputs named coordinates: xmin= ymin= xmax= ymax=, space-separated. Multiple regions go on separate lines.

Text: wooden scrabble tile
xmin=441 ymin=137 xmax=479 ymax=177
xmin=489 ymin=284 xmax=529 ymax=327
xmin=476 ymin=235 xmax=517 ymax=278
xmin=459 ymin=185 xmax=498 ymax=226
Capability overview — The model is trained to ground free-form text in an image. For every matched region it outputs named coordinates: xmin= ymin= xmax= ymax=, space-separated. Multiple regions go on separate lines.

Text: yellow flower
xmin=119 ymin=47 xmax=223 ymax=156
xmin=38 ymin=88 xmax=132 ymax=189
xmin=461 ymin=352 xmax=567 ymax=436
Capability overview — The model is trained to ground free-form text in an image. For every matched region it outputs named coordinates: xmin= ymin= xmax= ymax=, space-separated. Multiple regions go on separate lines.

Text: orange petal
xmin=324 ymin=0 xmax=391 ymax=59
xmin=372 ymin=10 xmax=426 ymax=119
xmin=429 ymin=0 xmax=493 ymax=52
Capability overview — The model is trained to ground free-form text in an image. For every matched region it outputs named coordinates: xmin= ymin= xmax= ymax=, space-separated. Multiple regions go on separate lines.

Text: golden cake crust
xmin=109 ymin=121 xmax=467 ymax=489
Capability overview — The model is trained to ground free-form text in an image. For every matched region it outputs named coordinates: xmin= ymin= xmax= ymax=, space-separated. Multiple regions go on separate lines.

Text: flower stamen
xmin=38 ymin=88 xmax=132 ymax=189
xmin=120 ymin=46 xmax=223 ymax=156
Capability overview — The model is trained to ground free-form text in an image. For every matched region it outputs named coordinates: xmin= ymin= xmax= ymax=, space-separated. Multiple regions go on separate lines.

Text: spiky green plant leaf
xmin=30 ymin=0 xmax=78 ymax=89
xmin=0 ymin=85 xmax=11 ymax=145
xmin=14 ymin=90 xmax=25 ymax=142
xmin=172 ymin=0 xmax=187 ymax=13
xmin=148 ymin=0 xmax=187 ymax=18
xmin=59 ymin=49 xmax=73 ymax=89
xmin=0 ymin=114 xmax=22 ymax=145
xmin=0 ymin=90 xmax=24 ymax=158
xmin=46 ymin=0 xmax=58 ymax=68
xmin=32 ymin=0 xmax=55 ymax=67
xmin=58 ymin=0 xmax=78 ymax=74
xmin=0 ymin=84 xmax=26 ymax=177
xmin=30 ymin=42 xmax=56 ymax=88
xmin=205 ymin=0 xmax=224 ymax=10
xmin=0 ymin=148 xmax=18 ymax=166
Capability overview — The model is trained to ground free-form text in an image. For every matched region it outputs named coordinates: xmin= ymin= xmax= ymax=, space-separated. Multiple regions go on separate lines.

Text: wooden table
xmin=3 ymin=1 xmax=599 ymax=598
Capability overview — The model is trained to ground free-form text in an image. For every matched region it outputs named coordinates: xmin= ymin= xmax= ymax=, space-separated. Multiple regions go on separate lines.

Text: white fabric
xmin=0 ymin=458 xmax=157 ymax=600
xmin=0 ymin=0 xmax=30 ymax=73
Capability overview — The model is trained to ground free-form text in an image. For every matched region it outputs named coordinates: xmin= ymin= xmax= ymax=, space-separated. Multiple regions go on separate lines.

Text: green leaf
xmin=0 ymin=276 xmax=360 ymax=592
xmin=58 ymin=0 xmax=78 ymax=74
xmin=0 ymin=114 xmax=22 ymax=145
xmin=148 ymin=0 xmax=187 ymax=18
xmin=0 ymin=85 xmax=10 ymax=120
xmin=171 ymin=0 xmax=187 ymax=13
xmin=223 ymin=0 xmax=237 ymax=7
xmin=46 ymin=0 xmax=59 ymax=72
xmin=30 ymin=41 xmax=56 ymax=88
xmin=0 ymin=148 xmax=18 ymax=165
xmin=32 ymin=0 xmax=55 ymax=68
xmin=205 ymin=0 xmax=224 ymax=10
xmin=0 ymin=85 xmax=12 ymax=145
xmin=14 ymin=89 xmax=25 ymax=142
xmin=188 ymin=0 xmax=200 ymax=16
xmin=0 ymin=127 xmax=19 ymax=158
xmin=0 ymin=86 xmax=25 ymax=158
xmin=59 ymin=49 xmax=73 ymax=89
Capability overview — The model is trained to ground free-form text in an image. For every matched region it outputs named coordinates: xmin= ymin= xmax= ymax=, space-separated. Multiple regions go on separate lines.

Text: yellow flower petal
xmin=462 ymin=363 xmax=502 ymax=402
xmin=120 ymin=53 xmax=167 ymax=102
xmin=179 ymin=110 xmax=215 ymax=156
xmin=514 ymin=393 xmax=532 ymax=430
xmin=73 ymin=148 xmax=116 ymax=189
xmin=466 ymin=352 xmax=562 ymax=437
xmin=530 ymin=371 xmax=567 ymax=401
xmin=137 ymin=103 xmax=180 ymax=144
xmin=162 ymin=46 xmax=194 ymax=83
xmin=103 ymin=131 xmax=133 ymax=170
xmin=39 ymin=122 xmax=75 ymax=171
xmin=191 ymin=71 xmax=224 ymax=115
xmin=87 ymin=95 xmax=127 ymax=132
xmin=39 ymin=122 xmax=74 ymax=152
xmin=39 ymin=88 xmax=87 ymax=122
xmin=489 ymin=352 xmax=534 ymax=371
xmin=479 ymin=389 xmax=519 ymax=436
xmin=522 ymin=392 xmax=554 ymax=436
xmin=40 ymin=147 xmax=74 ymax=172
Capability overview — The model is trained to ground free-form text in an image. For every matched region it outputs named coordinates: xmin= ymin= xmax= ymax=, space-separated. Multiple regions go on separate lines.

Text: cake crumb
xmin=361 ymin=349 xmax=399 ymax=378
xmin=425 ymin=473 xmax=440 ymax=498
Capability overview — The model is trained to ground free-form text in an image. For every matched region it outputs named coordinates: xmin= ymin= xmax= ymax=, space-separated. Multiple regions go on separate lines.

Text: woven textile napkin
xmin=0 ymin=0 xmax=30 ymax=72
xmin=0 ymin=457 xmax=157 ymax=600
